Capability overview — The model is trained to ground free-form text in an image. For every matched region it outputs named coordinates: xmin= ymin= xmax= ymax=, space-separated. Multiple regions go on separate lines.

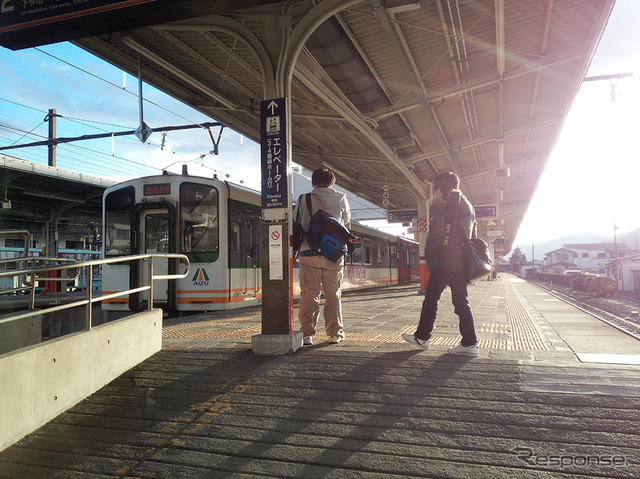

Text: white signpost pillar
xmin=252 ymin=97 xmax=302 ymax=355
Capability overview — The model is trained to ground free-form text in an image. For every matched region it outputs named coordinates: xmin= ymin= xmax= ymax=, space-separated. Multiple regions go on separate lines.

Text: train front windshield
xmin=104 ymin=186 xmax=134 ymax=256
xmin=104 ymin=182 xmax=219 ymax=257
xmin=180 ymin=182 xmax=219 ymax=254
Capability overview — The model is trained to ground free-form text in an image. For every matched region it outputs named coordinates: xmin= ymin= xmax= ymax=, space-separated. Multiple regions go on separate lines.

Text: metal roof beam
xmin=291 ymin=109 xmax=345 ymax=120
xmin=334 ymin=8 xmax=439 ymax=178
xmin=405 ymin=117 xmax=560 ymax=165
xmin=120 ymin=35 xmax=244 ymax=112
xmin=294 ymin=50 xmax=427 ymax=200
xmin=371 ymin=0 xmax=461 ymax=181
xmin=368 ymin=54 xmax=585 ymax=122
xmin=293 ymin=149 xmax=389 ymax=163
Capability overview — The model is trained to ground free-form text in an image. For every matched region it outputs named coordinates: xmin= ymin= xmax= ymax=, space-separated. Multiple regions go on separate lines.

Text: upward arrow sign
xmin=267 ymin=100 xmax=279 ymax=115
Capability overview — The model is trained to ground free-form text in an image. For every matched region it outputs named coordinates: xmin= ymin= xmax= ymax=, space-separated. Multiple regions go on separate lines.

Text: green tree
xmin=510 ymin=247 xmax=526 ymax=272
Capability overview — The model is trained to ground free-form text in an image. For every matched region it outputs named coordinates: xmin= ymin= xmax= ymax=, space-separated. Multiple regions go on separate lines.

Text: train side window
xmin=228 ymin=199 xmax=261 ymax=268
xmin=389 ymin=244 xmax=398 ymax=268
xmin=378 ymin=242 xmax=387 ymax=267
xmin=242 ymin=220 xmax=253 ymax=254
xmin=180 ymin=183 xmax=219 ymax=253
xmin=5 ymin=239 xmax=25 ymax=248
xmin=364 ymin=240 xmax=373 ymax=265
xmin=65 ymin=240 xmax=84 ymax=250
xmin=104 ymin=186 xmax=134 ymax=256
xmin=230 ymin=222 xmax=241 ymax=252
xmin=351 ymin=240 xmax=362 ymax=264
xmin=251 ymin=215 xmax=261 ymax=266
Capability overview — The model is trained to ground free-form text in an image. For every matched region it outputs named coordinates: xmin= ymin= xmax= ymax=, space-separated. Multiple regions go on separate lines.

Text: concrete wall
xmin=0 ymin=308 xmax=162 ymax=452
xmin=0 ymin=313 xmax=41 ymax=354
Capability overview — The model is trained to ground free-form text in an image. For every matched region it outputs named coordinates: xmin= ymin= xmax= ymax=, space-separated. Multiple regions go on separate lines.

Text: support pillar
xmin=250 ymin=0 xmax=370 ymax=354
xmin=47 ymin=109 xmax=57 ymax=167
xmin=251 ymin=17 xmax=300 ymax=355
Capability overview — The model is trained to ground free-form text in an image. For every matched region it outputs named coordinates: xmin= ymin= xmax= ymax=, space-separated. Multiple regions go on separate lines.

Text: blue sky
xmin=1 ymin=1 xmax=639 ymax=249
xmin=0 ymin=44 xmax=261 ymax=184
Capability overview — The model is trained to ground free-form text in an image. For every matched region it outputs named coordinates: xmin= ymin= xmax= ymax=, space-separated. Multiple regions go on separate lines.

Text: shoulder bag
xmin=444 ymin=193 xmax=492 ymax=283
xmin=305 ymin=194 xmax=355 ymax=262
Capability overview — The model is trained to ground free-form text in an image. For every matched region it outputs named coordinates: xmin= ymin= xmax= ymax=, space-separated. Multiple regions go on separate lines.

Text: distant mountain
xmin=511 ymin=227 xmax=640 ymax=261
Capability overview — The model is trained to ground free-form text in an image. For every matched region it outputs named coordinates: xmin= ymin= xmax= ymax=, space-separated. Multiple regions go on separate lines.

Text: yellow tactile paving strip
xmin=162 ymin=280 xmax=551 ymax=351
xmin=164 ymin=323 xmax=262 ymax=338
xmin=164 ymin=318 xmax=508 ymax=350
xmin=505 ymin=284 xmax=550 ymax=351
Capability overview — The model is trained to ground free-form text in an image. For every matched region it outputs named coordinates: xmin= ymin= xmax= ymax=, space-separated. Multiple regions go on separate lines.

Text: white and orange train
xmin=101 ymin=172 xmax=418 ymax=313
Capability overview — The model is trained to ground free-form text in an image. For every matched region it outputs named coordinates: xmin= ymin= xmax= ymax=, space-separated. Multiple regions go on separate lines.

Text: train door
xmin=141 ymin=210 xmax=170 ymax=302
xmin=228 ymin=200 xmax=261 ymax=300
xmin=389 ymin=242 xmax=398 ymax=283
xmin=130 ymin=201 xmax=177 ymax=311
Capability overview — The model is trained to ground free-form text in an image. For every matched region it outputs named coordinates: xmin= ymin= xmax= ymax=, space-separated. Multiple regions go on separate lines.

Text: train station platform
xmin=1 ymin=274 xmax=639 ymax=478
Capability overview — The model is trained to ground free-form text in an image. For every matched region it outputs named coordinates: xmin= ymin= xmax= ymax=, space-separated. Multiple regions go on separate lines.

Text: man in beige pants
xmin=294 ymin=168 xmax=351 ymax=345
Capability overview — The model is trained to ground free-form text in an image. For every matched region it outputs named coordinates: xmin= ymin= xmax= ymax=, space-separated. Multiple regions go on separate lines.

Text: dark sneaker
xmin=401 ymin=332 xmax=429 ymax=350
xmin=303 ymin=335 xmax=313 ymax=346
xmin=447 ymin=344 xmax=479 ymax=357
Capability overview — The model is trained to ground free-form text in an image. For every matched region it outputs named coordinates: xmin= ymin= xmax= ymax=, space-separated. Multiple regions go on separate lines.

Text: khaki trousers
xmin=298 ymin=254 xmax=345 ymax=339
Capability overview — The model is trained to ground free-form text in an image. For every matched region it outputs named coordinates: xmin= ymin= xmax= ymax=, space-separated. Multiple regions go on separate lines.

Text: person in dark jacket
xmin=402 ymin=172 xmax=479 ymax=356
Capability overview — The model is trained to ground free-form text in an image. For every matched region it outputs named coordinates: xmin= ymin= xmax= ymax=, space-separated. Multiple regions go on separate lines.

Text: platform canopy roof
xmin=0 ymin=155 xmax=117 ymax=229
xmin=1 ymin=0 xmax=615 ymax=253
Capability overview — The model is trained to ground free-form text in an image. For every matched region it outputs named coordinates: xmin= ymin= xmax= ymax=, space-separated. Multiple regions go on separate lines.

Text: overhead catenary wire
xmin=1 ymin=47 xmax=393 ymax=211
xmin=0 ymin=95 xmax=259 ymax=160
xmin=1 ymin=43 xmax=260 ymax=177
xmin=29 ymin=48 xmax=261 ymax=154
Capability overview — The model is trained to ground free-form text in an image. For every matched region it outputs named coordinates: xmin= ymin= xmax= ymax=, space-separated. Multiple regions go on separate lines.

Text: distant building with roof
xmin=543 ymin=243 xmax=632 ymax=274
xmin=564 ymin=243 xmax=631 ymax=271
xmin=603 ymin=253 xmax=640 ymax=297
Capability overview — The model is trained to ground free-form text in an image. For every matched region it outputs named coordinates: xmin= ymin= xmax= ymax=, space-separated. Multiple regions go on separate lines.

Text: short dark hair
xmin=433 ymin=172 xmax=459 ymax=199
xmin=312 ymin=168 xmax=336 ymax=187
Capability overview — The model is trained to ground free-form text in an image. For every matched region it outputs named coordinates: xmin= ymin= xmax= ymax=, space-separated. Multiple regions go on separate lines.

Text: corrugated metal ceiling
xmin=73 ymin=0 xmax=615 ymax=253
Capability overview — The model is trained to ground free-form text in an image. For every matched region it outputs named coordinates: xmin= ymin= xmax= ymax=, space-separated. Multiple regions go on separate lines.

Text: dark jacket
xmin=425 ymin=190 xmax=476 ymax=272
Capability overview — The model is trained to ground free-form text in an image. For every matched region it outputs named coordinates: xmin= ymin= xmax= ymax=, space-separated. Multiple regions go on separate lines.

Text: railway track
xmin=528 ymin=279 xmax=640 ymax=340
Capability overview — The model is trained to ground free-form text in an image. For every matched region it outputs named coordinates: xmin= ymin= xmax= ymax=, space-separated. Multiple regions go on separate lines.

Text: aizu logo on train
xmin=192 ymin=268 xmax=210 ymax=286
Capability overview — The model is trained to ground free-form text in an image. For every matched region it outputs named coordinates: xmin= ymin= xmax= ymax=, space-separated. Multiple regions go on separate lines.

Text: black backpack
xmin=305 ymin=194 xmax=355 ymax=262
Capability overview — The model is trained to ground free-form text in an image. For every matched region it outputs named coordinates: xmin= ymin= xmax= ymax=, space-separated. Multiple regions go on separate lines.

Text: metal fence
xmin=0 ymin=253 xmax=190 ymax=330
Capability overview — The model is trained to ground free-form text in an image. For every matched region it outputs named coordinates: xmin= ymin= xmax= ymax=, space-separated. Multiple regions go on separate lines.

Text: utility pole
xmin=531 ymin=242 xmax=535 ymax=270
xmin=613 ymin=222 xmax=623 ymax=291
xmin=47 ymin=108 xmax=57 ymax=167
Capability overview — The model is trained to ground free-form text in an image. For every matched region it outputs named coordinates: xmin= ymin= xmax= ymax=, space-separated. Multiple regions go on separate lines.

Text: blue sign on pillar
xmin=474 ymin=205 xmax=497 ymax=219
xmin=260 ymin=98 xmax=288 ymax=209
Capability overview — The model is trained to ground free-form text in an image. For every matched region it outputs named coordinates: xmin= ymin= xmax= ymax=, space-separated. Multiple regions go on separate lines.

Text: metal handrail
xmin=0 ymin=257 xmax=80 ymax=303
xmin=0 ymin=256 xmax=78 ymax=267
xmin=0 ymin=253 xmax=190 ymax=330
xmin=0 ymin=256 xmax=79 ymax=287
